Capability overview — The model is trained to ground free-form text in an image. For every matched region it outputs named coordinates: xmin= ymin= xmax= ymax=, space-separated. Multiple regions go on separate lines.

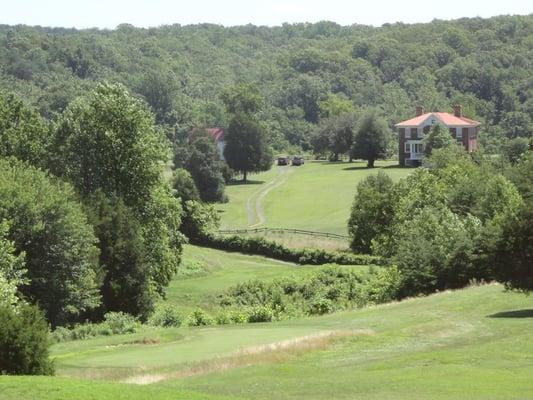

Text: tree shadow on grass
xmin=487 ymin=309 xmax=533 ymax=318
xmin=342 ymin=163 xmax=402 ymax=171
xmin=227 ymin=180 xmax=265 ymax=186
xmin=343 ymin=166 xmax=371 ymax=171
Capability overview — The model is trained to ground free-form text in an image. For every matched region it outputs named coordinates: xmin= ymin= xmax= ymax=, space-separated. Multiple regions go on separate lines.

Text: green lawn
xmin=166 ymin=285 xmax=533 ymax=399
xmin=166 ymin=245 xmax=321 ymax=312
xmin=3 ymin=285 xmax=532 ymax=399
xmin=218 ymin=160 xmax=410 ymax=235
xmin=0 ymin=376 xmax=230 ymax=400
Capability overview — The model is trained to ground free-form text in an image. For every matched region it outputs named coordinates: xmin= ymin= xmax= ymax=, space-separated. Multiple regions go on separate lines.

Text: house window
xmin=449 ymin=128 xmax=456 ymax=138
xmin=404 ymin=142 xmax=410 ymax=153
xmin=410 ymin=128 xmax=417 ymax=139
xmin=456 ymin=129 xmax=463 ymax=142
xmin=431 ymin=119 xmax=436 ymax=125
xmin=413 ymin=143 xmax=424 ymax=154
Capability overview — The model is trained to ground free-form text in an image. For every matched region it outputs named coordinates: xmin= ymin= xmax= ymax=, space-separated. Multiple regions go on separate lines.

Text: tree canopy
xmin=0 ymin=158 xmax=100 ymax=326
xmin=351 ymin=110 xmax=390 ymax=167
xmin=0 ymin=16 xmax=531 ymax=152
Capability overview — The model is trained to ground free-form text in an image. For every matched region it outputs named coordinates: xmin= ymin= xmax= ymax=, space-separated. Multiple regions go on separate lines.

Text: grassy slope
xmin=218 ymin=160 xmax=410 ymax=234
xmin=166 ymin=245 xmax=321 ymax=312
xmin=0 ymin=376 xmax=231 ymax=400
xmin=5 ymin=285 xmax=531 ymax=400
xmin=52 ymin=245 xmax=370 ymax=378
xmin=167 ymin=285 xmax=533 ymax=399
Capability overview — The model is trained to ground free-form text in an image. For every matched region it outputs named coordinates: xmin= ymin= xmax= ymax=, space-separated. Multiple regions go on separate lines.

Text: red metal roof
xmin=395 ymin=112 xmax=480 ymax=128
xmin=206 ymin=128 xmax=225 ymax=142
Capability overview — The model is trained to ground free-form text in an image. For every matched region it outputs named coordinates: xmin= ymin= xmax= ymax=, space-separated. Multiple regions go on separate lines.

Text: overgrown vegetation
xmin=348 ymin=148 xmax=531 ymax=296
xmin=51 ymin=312 xmax=139 ymax=343
xmin=216 ymin=264 xmax=401 ymax=321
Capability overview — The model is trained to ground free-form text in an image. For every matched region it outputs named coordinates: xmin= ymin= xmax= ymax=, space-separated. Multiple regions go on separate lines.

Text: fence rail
xmin=218 ymin=227 xmax=350 ymax=240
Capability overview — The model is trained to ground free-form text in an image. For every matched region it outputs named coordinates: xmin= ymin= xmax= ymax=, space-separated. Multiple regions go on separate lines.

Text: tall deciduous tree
xmin=222 ymin=84 xmax=273 ymax=183
xmin=0 ymin=158 xmax=100 ymax=326
xmin=52 ymin=82 xmax=169 ymax=213
xmin=0 ymin=92 xmax=50 ymax=168
xmin=184 ymin=131 xmax=226 ymax=202
xmin=224 ymin=113 xmax=273 ymax=182
xmin=488 ymin=201 xmax=533 ymax=292
xmin=220 ymin=83 xmax=263 ymax=115
xmin=351 ymin=110 xmax=390 ymax=167
xmin=0 ymin=221 xmax=27 ymax=310
xmin=348 ymin=172 xmax=395 ymax=253
xmin=52 ymin=83 xmax=184 ymax=319
xmin=312 ymin=113 xmax=356 ymax=161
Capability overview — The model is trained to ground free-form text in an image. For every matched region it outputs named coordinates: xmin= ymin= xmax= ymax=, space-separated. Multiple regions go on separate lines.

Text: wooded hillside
xmin=1 ymin=15 xmax=531 ymax=150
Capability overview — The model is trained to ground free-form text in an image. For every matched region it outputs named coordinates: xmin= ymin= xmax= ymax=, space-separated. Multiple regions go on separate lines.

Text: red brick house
xmin=395 ymin=106 xmax=480 ymax=166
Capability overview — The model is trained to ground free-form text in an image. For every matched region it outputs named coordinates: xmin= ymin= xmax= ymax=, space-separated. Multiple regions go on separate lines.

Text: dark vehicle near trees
xmin=277 ymin=156 xmax=289 ymax=166
xmin=291 ymin=156 xmax=305 ymax=166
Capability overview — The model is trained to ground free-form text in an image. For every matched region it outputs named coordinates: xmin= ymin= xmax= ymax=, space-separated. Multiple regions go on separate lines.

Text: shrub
xmin=215 ymin=309 xmax=249 ymax=325
xmin=180 ymin=200 xmax=220 ymax=242
xmin=365 ymin=265 xmax=403 ymax=304
xmin=187 ymin=309 xmax=215 ymax=326
xmin=0 ymin=304 xmax=54 ymax=375
xmin=308 ymin=297 xmax=335 ymax=315
xmin=220 ymin=265 xmax=371 ymax=320
xmin=247 ymin=306 xmax=274 ymax=323
xmin=148 ymin=304 xmax=183 ymax=327
xmin=103 ymin=312 xmax=139 ymax=334
xmin=51 ymin=313 xmax=139 ymax=343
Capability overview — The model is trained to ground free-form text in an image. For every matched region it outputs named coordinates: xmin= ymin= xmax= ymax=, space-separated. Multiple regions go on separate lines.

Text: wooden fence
xmin=218 ymin=227 xmax=350 ymax=240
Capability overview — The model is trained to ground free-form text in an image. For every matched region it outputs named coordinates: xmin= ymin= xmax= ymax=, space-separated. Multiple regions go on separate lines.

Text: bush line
xmin=193 ymin=233 xmax=386 ymax=266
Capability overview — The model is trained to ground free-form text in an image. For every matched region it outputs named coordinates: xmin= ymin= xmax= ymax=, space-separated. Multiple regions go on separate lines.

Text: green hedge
xmin=194 ymin=234 xmax=385 ymax=266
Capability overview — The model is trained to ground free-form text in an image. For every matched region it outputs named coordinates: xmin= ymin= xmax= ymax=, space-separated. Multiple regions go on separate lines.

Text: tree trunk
xmin=367 ymin=159 xmax=375 ymax=168
xmin=349 ymin=154 xmax=353 ymax=162
xmin=243 ymin=170 xmax=247 ymax=183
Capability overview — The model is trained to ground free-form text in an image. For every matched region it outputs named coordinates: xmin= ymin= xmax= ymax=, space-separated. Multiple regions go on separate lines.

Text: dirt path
xmin=246 ymin=166 xmax=293 ymax=227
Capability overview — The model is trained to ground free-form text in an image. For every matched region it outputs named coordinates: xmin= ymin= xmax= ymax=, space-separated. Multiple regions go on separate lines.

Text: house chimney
xmin=415 ymin=106 xmax=425 ymax=117
xmin=453 ymin=105 xmax=463 ymax=118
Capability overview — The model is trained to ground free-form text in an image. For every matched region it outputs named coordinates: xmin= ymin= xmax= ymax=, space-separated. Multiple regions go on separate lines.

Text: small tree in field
xmin=351 ymin=110 xmax=390 ymax=167
xmin=224 ymin=113 xmax=273 ymax=182
xmin=221 ymin=84 xmax=273 ymax=183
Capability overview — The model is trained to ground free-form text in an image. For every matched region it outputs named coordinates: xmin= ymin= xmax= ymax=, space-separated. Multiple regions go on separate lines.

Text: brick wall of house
xmin=399 ymin=128 xmax=406 ymax=166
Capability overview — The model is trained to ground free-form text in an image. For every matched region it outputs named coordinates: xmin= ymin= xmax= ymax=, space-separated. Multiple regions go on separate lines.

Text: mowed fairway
xmin=218 ymin=160 xmax=410 ymax=234
xmin=2 ymin=285 xmax=532 ymax=400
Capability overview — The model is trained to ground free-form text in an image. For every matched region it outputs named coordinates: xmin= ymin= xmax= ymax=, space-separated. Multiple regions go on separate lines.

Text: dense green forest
xmin=1 ymin=15 xmax=532 ymax=151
